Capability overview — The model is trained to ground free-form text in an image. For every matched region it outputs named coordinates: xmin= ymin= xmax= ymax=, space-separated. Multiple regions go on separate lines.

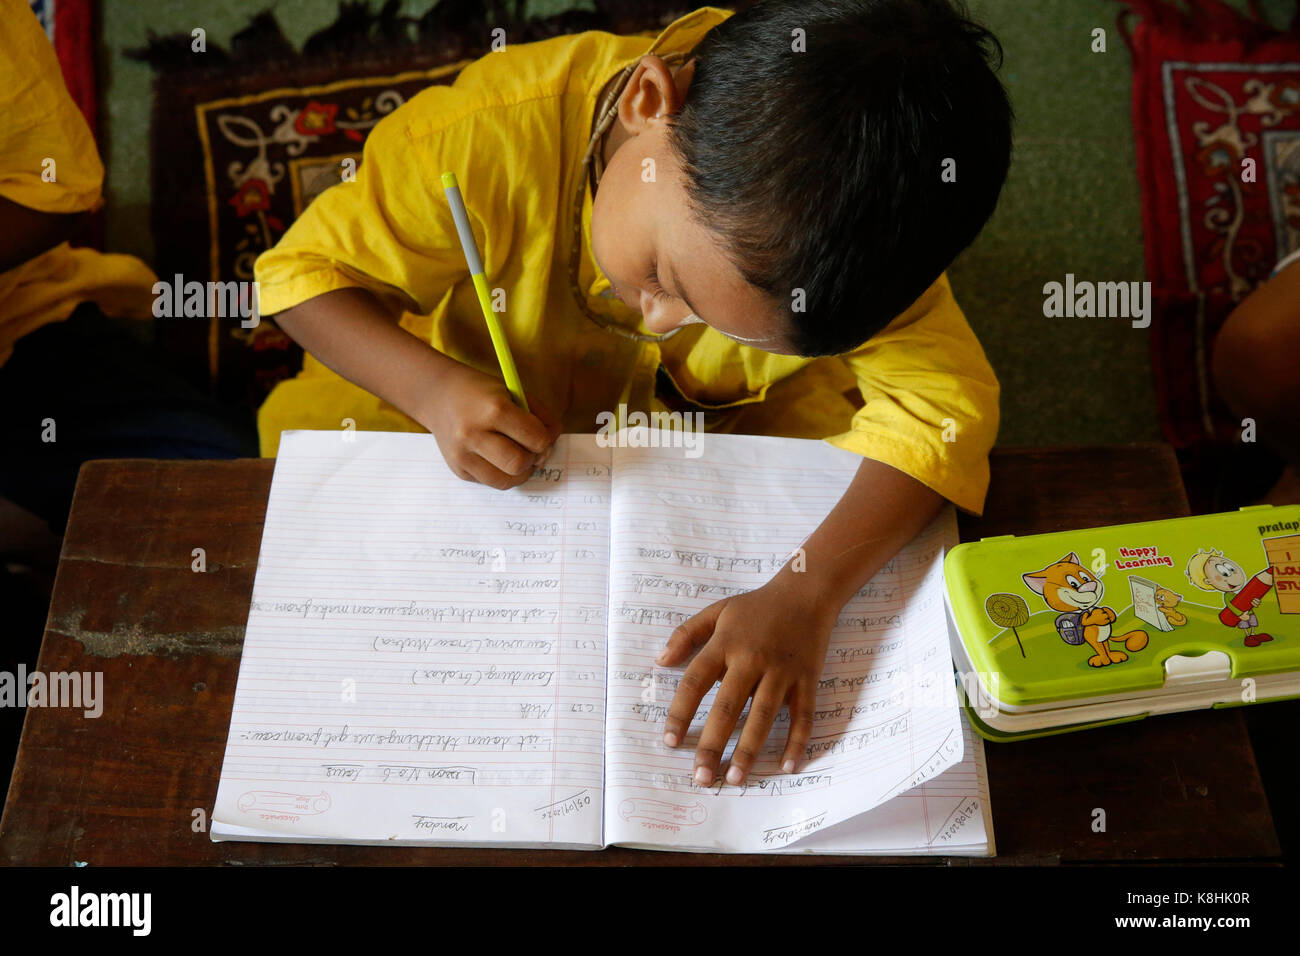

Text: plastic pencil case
xmin=943 ymin=504 xmax=1300 ymax=741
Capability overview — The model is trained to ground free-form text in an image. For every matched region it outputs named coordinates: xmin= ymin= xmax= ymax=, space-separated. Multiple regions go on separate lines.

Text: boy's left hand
xmin=655 ymin=579 xmax=836 ymax=787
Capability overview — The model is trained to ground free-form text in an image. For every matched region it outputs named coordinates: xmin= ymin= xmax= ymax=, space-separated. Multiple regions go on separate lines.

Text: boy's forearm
xmin=767 ymin=456 xmax=944 ymax=615
xmin=273 ymin=287 xmax=454 ymax=428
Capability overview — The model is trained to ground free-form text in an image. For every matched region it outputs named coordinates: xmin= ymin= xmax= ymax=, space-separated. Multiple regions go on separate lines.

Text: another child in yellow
xmin=254 ymin=1 xmax=1014 ymax=786
xmin=0 ymin=0 xmax=256 ymax=532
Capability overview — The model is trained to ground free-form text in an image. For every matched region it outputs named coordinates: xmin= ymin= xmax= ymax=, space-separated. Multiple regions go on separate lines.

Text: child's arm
xmin=656 ymin=456 xmax=941 ymax=786
xmin=274 ymin=287 xmax=560 ymax=489
xmin=253 ymin=95 xmax=563 ymax=485
xmin=657 ymin=271 xmax=995 ymax=785
xmin=1212 ymin=252 xmax=1300 ymax=482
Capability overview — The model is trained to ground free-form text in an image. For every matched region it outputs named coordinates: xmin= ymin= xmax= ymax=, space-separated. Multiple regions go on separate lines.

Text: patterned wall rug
xmin=1118 ymin=0 xmax=1300 ymax=507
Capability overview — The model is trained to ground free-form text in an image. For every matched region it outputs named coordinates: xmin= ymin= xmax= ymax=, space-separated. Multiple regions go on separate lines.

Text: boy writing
xmin=254 ymin=0 xmax=1013 ymax=787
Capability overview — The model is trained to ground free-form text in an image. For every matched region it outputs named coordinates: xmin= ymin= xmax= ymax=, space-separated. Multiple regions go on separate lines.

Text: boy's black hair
xmin=665 ymin=0 xmax=1014 ymax=357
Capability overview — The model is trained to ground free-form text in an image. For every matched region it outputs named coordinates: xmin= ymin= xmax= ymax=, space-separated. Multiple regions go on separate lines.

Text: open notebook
xmin=212 ymin=428 xmax=994 ymax=855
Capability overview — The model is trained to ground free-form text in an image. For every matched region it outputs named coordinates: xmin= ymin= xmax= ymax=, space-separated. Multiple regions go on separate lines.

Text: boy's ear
xmin=677 ymin=57 xmax=696 ymax=94
xmin=618 ymin=54 xmax=693 ymax=132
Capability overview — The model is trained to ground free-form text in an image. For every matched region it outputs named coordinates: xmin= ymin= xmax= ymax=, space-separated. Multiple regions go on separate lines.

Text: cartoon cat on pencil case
xmin=1022 ymin=553 xmax=1149 ymax=667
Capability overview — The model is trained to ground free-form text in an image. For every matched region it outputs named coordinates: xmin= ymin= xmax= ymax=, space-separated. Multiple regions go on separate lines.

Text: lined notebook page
xmin=773 ymin=707 xmax=993 ymax=855
xmin=212 ymin=430 xmax=612 ymax=847
xmin=601 ymin=431 xmax=969 ymax=853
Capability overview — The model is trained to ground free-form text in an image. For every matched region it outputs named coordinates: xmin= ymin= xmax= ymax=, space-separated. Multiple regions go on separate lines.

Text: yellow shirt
xmin=0 ymin=0 xmax=158 ymax=367
xmin=254 ymin=6 xmax=999 ymax=513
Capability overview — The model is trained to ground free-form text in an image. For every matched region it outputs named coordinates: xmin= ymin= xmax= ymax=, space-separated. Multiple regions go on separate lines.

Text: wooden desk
xmin=0 ymin=445 xmax=1280 ymax=865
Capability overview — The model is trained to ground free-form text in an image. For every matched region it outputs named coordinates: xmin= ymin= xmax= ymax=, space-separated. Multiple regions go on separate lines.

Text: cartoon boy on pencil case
xmin=1185 ymin=548 xmax=1276 ymax=647
xmin=254 ymin=1 xmax=1014 ymax=788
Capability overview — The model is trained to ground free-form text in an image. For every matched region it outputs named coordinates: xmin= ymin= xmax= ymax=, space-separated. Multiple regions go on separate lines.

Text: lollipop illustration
xmin=985 ymin=592 xmax=1030 ymax=658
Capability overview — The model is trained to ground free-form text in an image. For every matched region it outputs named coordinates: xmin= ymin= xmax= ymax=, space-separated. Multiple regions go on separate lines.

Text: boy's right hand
xmin=421 ymin=358 xmax=562 ymax=490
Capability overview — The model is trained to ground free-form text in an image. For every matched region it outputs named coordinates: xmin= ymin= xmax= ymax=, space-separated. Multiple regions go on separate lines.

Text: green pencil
xmin=440 ymin=170 xmax=530 ymax=412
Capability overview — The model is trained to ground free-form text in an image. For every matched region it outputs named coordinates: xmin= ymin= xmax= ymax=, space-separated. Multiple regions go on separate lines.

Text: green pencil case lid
xmin=944 ymin=504 xmax=1300 ymax=709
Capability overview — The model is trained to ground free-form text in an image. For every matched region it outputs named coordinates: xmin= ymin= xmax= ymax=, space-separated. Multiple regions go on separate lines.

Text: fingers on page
xmin=694 ymin=669 xmax=757 ymax=787
xmin=727 ymin=674 xmax=785 ymax=785
xmin=662 ymin=653 xmax=720 ymax=750
xmin=780 ymin=679 xmax=817 ymax=774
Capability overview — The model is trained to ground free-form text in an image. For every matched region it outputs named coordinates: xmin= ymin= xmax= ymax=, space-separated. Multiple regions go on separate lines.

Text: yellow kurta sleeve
xmin=822 ymin=272 xmax=999 ymax=515
xmin=253 ymin=91 xmax=476 ymax=320
xmin=0 ymin=3 xmax=103 ymax=215
xmin=0 ymin=2 xmax=158 ymax=367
